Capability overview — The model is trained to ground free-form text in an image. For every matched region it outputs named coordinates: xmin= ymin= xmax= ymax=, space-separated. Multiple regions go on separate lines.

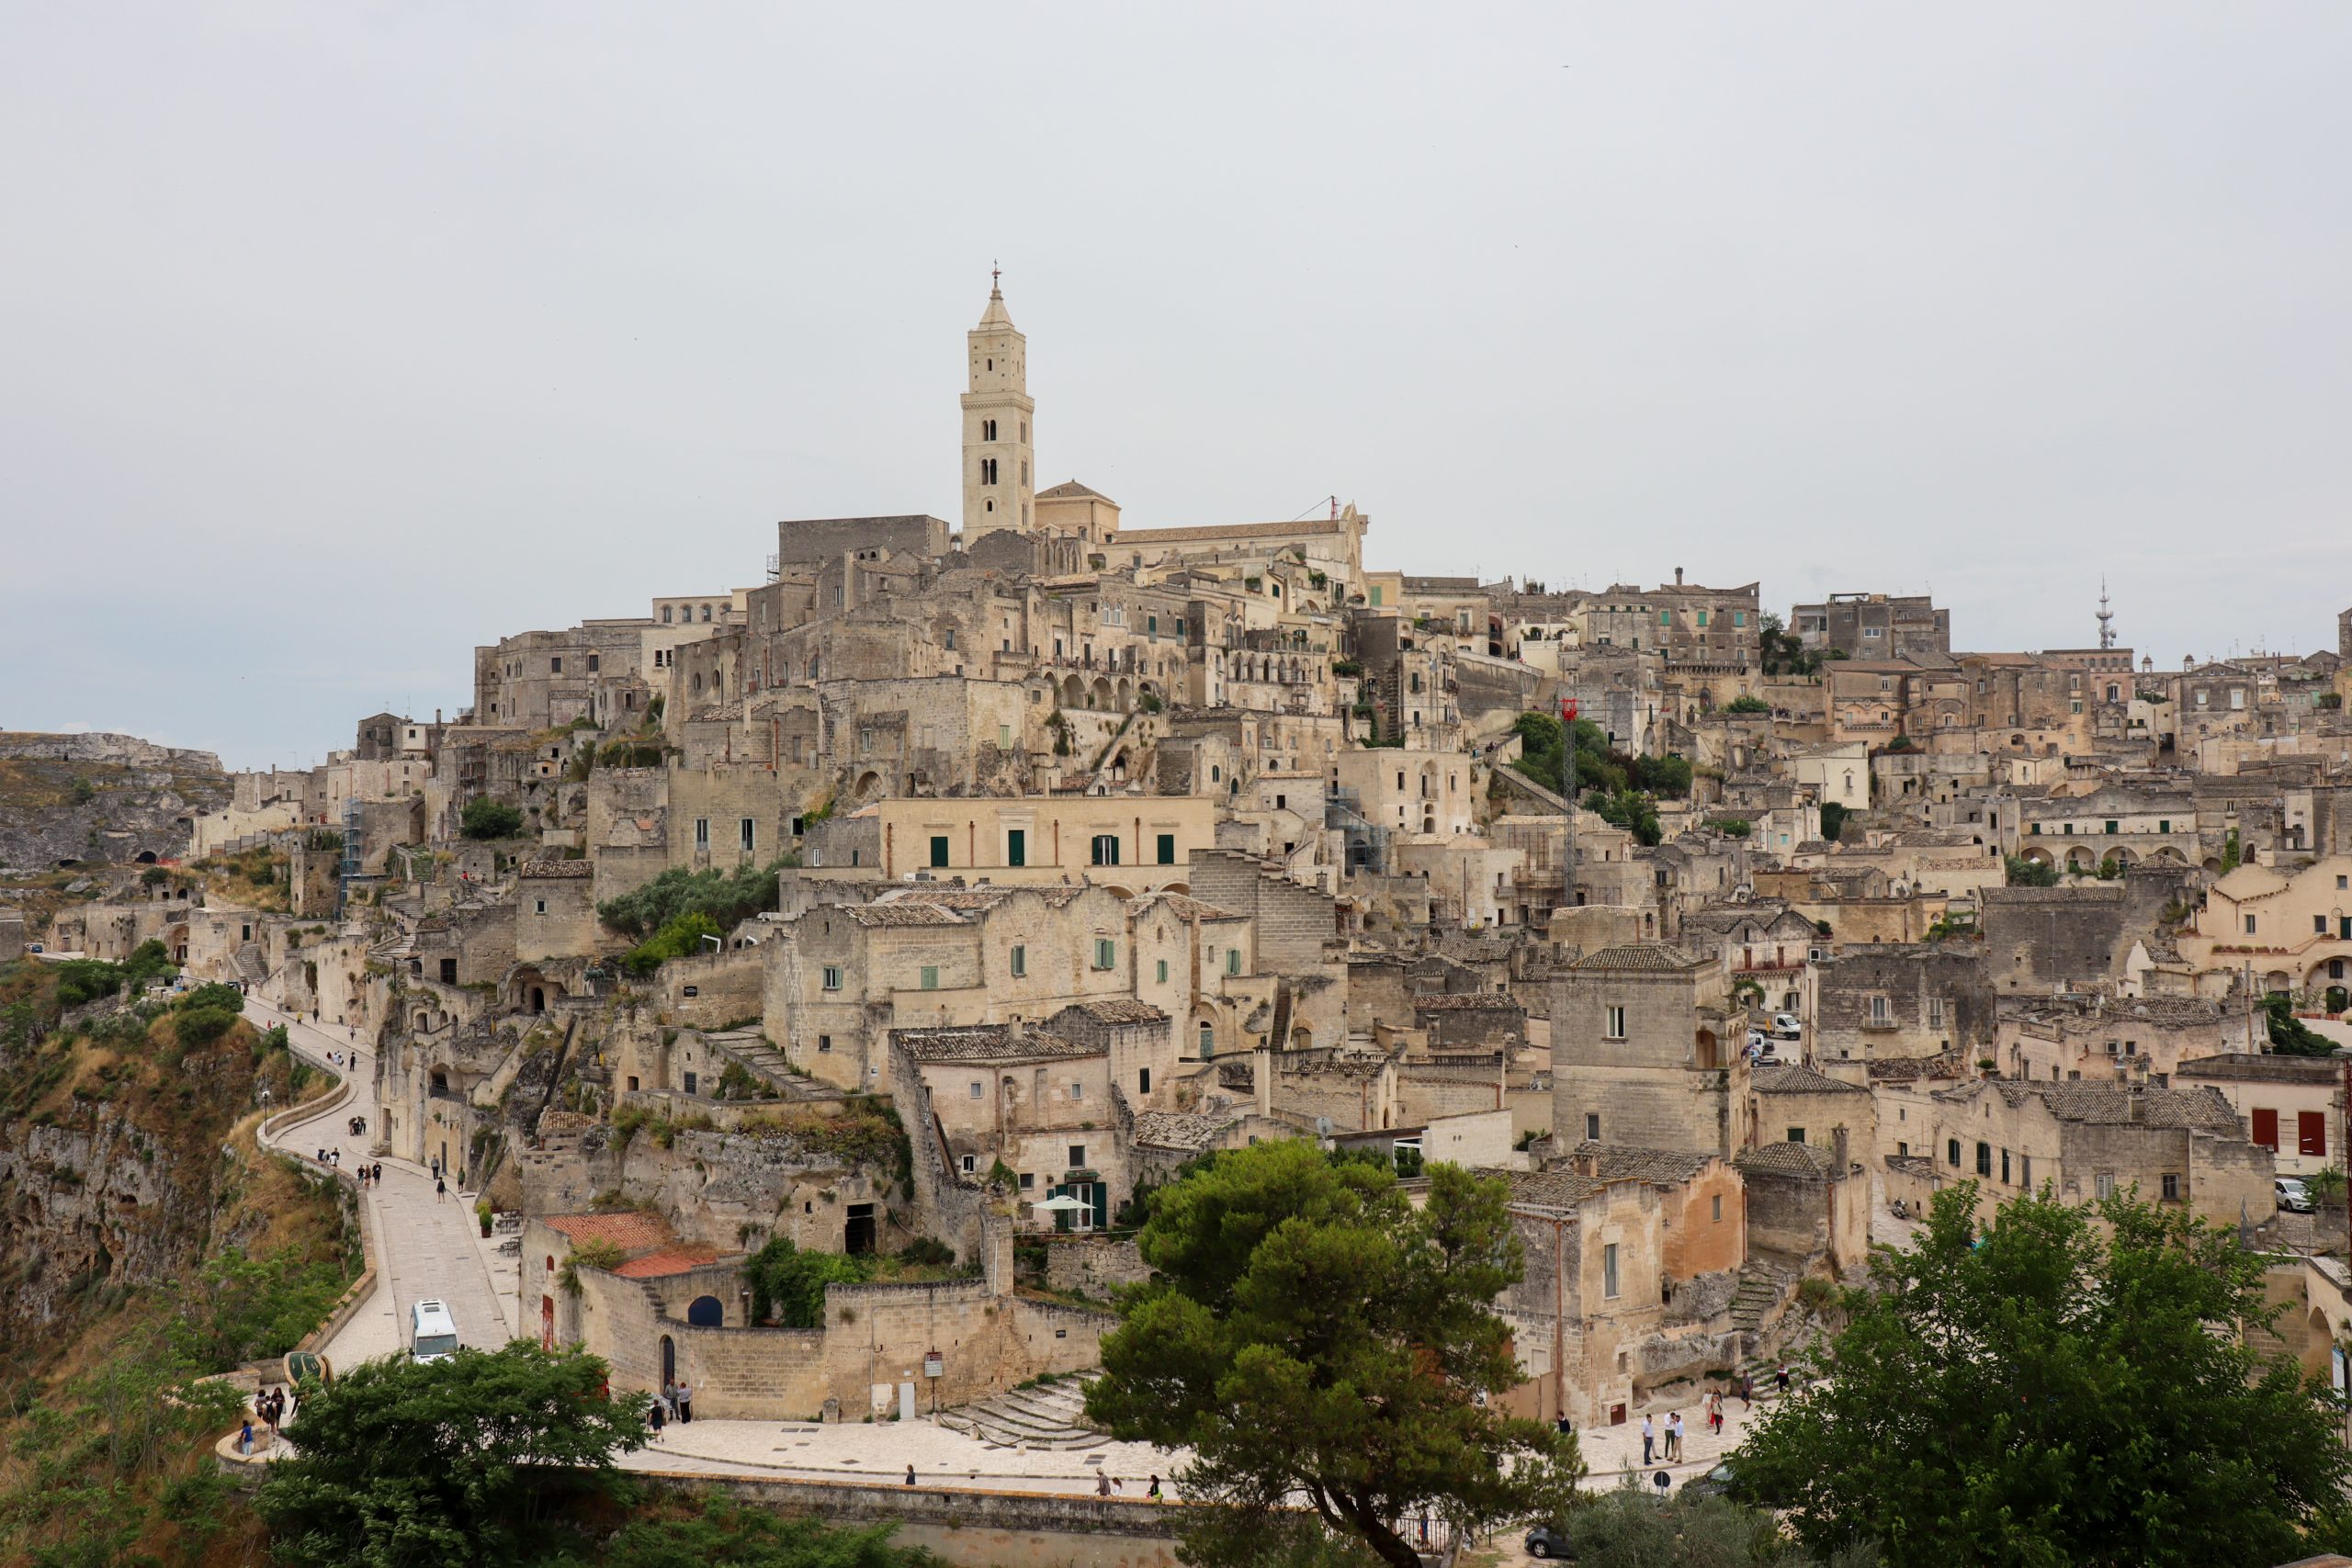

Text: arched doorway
xmin=686 ymin=1296 xmax=723 ymax=1327
xmin=660 ymin=1335 xmax=675 ymax=1386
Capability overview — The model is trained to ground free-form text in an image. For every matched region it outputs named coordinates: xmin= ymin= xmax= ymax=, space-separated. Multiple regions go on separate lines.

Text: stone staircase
xmin=1728 ymin=1259 xmax=1792 ymax=1334
xmin=704 ymin=1030 xmax=802 ymax=1097
xmin=233 ymin=943 xmax=268 ymax=986
xmin=934 ymin=1375 xmax=1107 ymax=1450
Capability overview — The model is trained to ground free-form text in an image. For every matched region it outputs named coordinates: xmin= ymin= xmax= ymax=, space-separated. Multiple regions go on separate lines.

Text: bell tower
xmin=961 ymin=267 xmax=1035 ymax=542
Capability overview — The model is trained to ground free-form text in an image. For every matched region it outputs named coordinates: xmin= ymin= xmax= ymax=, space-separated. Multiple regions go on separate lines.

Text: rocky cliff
xmin=0 ymin=731 xmax=230 ymax=868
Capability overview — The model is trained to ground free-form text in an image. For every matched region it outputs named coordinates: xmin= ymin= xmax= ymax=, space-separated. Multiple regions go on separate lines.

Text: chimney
xmin=2128 ymin=1085 xmax=2145 ymax=1122
xmin=1832 ymin=1124 xmax=1850 ymax=1171
xmin=1577 ymin=1146 xmax=1600 ymax=1179
xmin=1675 ymin=566 xmax=1685 ymax=586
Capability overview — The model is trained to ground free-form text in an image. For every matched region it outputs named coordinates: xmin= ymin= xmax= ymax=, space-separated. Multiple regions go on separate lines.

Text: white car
xmin=1747 ymin=1030 xmax=1769 ymax=1051
xmin=2278 ymin=1178 xmax=2315 ymax=1214
xmin=1771 ymin=1013 xmax=1803 ymax=1038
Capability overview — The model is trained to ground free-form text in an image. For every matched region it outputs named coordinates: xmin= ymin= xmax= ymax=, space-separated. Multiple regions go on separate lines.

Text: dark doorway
xmin=844 ymin=1202 xmax=876 ymax=1256
xmin=686 ymin=1296 xmax=723 ymax=1327
xmin=660 ymin=1336 xmax=674 ymax=1386
xmin=529 ymin=987 xmax=546 ymax=1013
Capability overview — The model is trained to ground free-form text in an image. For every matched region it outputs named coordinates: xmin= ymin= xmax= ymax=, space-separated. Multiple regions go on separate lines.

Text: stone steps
xmin=705 ymin=1031 xmax=802 ymax=1097
xmin=936 ymin=1375 xmax=1105 ymax=1450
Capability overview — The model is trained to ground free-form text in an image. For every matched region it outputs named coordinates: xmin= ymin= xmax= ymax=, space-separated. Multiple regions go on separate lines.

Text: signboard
xmin=923 ymin=1350 xmax=944 ymax=1380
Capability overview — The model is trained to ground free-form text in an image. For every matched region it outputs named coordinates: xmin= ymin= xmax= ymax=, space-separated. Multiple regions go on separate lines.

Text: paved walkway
xmin=247 ymin=1000 xmax=516 ymax=1362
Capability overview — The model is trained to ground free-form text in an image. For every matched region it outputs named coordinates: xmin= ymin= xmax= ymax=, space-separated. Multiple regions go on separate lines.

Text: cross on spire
xmin=991 ymin=259 xmax=1001 ymax=293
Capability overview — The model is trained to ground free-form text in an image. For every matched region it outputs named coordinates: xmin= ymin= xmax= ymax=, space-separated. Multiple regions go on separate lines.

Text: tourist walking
xmin=1148 ymin=1475 xmax=1161 ymax=1499
xmin=1707 ymin=1391 xmax=1724 ymax=1436
xmin=435 ymin=1175 xmax=447 ymax=1202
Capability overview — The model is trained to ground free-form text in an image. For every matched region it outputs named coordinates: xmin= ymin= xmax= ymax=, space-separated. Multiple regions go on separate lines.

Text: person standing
xmin=1640 ymin=1413 xmax=1655 ymax=1466
xmin=1666 ymin=1412 xmax=1681 ymax=1462
xmin=1096 ymin=1473 xmax=1112 ymax=1496
xmin=905 ymin=1465 xmax=917 ymax=1487
xmin=1775 ymin=1366 xmax=1791 ymax=1397
xmin=675 ymin=1380 xmax=692 ymax=1423
xmin=1148 ymin=1475 xmax=1162 ymax=1499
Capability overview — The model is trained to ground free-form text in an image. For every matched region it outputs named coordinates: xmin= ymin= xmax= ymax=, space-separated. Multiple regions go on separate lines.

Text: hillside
xmin=0 ymin=731 xmax=229 ymax=870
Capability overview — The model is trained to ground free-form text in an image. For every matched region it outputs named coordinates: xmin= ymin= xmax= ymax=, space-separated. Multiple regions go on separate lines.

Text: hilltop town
xmin=10 ymin=280 xmax=2352 ymax=1561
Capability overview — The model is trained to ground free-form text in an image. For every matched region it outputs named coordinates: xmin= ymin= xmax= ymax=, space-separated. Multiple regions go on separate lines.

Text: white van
xmin=410 ymin=1300 xmax=460 ymax=1363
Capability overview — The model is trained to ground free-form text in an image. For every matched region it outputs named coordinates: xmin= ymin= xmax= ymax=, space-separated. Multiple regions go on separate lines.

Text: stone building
xmin=1551 ymin=943 xmax=1752 ymax=1156
xmin=1805 ymin=945 xmax=1994 ymax=1066
xmin=2174 ymin=1053 xmax=2346 ymax=1179
xmin=1925 ymin=1080 xmax=2272 ymax=1227
xmin=1791 ymin=592 xmax=1950 ymax=661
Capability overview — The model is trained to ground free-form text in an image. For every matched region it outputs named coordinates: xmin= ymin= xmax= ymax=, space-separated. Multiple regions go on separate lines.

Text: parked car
xmin=1747 ymin=1030 xmax=1769 ymax=1051
xmin=1682 ymin=1460 xmax=1743 ymax=1500
xmin=2278 ymin=1178 xmax=2315 ymax=1214
xmin=1524 ymin=1522 xmax=1576 ymax=1559
xmin=1771 ymin=1013 xmax=1802 ymax=1038
xmin=28 ymin=943 xmax=43 ymax=954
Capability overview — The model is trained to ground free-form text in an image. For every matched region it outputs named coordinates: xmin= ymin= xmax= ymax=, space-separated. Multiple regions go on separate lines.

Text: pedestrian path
xmin=246 ymin=1001 xmax=516 ymax=1364
xmin=243 ymin=999 xmax=1180 ymax=1497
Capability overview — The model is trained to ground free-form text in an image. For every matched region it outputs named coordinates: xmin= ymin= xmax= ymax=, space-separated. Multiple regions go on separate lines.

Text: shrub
xmin=1724 ymin=694 xmax=1772 ymax=715
xmin=174 ymin=1008 xmax=237 ymax=1047
xmin=621 ymin=912 xmax=722 ymax=976
xmin=53 ymin=959 xmax=126 ymax=1009
xmin=175 ymin=982 xmax=245 ymax=1015
xmin=459 ymin=797 xmax=526 ymax=840
xmin=598 ymin=861 xmax=784 ymax=942
xmin=743 ymin=1237 xmax=873 ymax=1327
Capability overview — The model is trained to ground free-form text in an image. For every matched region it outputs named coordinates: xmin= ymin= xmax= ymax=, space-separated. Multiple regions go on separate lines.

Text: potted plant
xmin=475 ymin=1198 xmax=493 ymax=1238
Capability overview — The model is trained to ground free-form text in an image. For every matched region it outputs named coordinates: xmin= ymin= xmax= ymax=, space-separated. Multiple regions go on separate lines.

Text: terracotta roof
xmin=1037 ymin=479 xmax=1114 ymax=502
xmin=1413 ymin=992 xmax=1521 ymax=1011
xmin=519 ymin=858 xmax=593 ymax=879
xmin=1116 ymin=518 xmax=1347 ymax=544
xmin=613 ymin=1245 xmax=727 ymax=1279
xmin=1932 ymin=1080 xmax=2246 ymax=1131
xmin=1752 ymin=1064 xmax=1871 ymax=1096
xmin=1129 ymin=891 xmax=1241 ymax=921
xmin=542 ymin=1212 xmax=673 ymax=1250
xmin=1571 ymin=942 xmax=1705 ymax=972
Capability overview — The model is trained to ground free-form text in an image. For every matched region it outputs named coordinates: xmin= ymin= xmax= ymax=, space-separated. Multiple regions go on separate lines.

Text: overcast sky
xmin=5 ymin=4 xmax=2348 ymax=768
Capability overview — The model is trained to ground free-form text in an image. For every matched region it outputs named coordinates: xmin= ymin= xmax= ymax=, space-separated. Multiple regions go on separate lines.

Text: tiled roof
xmin=1568 ymin=1143 xmax=1715 ymax=1184
xmin=895 ymin=1025 xmax=1096 ymax=1063
xmin=1933 ymin=1080 xmax=2246 ymax=1132
xmin=1735 ymin=1142 xmax=1838 ymax=1179
xmin=613 ymin=1245 xmax=727 ymax=1280
xmin=1131 ymin=1110 xmax=1240 ymax=1151
xmin=1037 ymin=479 xmax=1114 ymax=502
xmin=1752 ymin=1064 xmax=1871 ymax=1096
xmin=846 ymin=904 xmax=968 ymax=928
xmin=1116 ymin=518 xmax=1346 ymax=543
xmin=543 ymin=1212 xmax=673 ymax=1250
xmin=1413 ymin=992 xmax=1521 ymax=1011
xmin=1501 ymin=1168 xmax=1609 ymax=1210
xmin=1571 ymin=943 xmax=1704 ymax=972
xmin=1058 ymin=998 xmax=1170 ymax=1024
xmin=519 ymin=858 xmax=594 ymax=879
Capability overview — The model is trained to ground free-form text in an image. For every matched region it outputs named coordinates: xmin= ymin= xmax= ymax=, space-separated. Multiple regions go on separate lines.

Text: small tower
xmin=961 ymin=268 xmax=1035 ymax=542
xmin=2097 ymin=580 xmax=2116 ymax=650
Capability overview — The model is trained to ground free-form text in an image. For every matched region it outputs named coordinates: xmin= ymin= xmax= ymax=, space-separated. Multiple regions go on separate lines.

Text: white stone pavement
xmin=246 ymin=1000 xmax=517 ymax=1362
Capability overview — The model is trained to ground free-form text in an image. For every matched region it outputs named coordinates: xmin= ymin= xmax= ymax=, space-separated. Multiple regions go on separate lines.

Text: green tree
xmin=1083 ymin=1141 xmax=1580 ymax=1568
xmin=619 ymin=911 xmax=722 ymax=976
xmin=742 ymin=1237 xmax=873 ymax=1327
xmin=2221 ymin=828 xmax=2243 ymax=872
xmin=1735 ymin=1182 xmax=2351 ymax=1567
xmin=596 ymin=860 xmax=785 ymax=941
xmin=256 ymin=1341 xmax=649 ymax=1568
xmin=1724 ymin=694 xmax=1772 ymax=715
xmin=176 ymin=980 xmax=246 ymax=1014
xmin=1558 ymin=1483 xmax=1876 ymax=1566
xmin=459 ymin=796 xmax=526 ymax=840
xmin=1818 ymin=802 xmax=1849 ymax=843
xmin=2004 ymin=854 xmax=2060 ymax=887
xmin=2265 ymin=994 xmax=2336 ymax=1057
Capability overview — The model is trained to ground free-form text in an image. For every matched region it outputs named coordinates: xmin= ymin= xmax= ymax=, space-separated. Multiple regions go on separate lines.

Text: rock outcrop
xmin=0 ymin=731 xmax=229 ymax=869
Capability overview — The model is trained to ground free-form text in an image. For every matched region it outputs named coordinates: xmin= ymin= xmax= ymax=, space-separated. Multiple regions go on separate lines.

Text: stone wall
xmin=661 ymin=947 xmax=764 ymax=1028
xmin=1042 ymin=1235 xmax=1152 ymax=1300
xmin=634 ymin=1471 xmax=1182 ymax=1568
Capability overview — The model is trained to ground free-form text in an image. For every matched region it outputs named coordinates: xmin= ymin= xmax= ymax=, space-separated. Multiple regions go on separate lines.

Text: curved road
xmin=244 ymin=998 xmax=1176 ymax=1495
xmin=248 ymin=1000 xmax=514 ymax=1364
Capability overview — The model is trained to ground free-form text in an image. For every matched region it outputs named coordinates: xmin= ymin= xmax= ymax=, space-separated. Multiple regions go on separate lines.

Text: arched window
xmin=686 ymin=1296 xmax=724 ymax=1327
xmin=662 ymin=605 xmax=673 ymax=624
xmin=700 ymin=604 xmax=712 ymax=623
xmin=981 ymin=457 xmax=999 ymax=485
xmin=982 ymin=419 xmax=997 ymax=441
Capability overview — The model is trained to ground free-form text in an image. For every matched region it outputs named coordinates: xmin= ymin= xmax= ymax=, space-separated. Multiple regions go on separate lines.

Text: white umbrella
xmin=1031 ymin=1194 xmax=1088 ymax=1212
